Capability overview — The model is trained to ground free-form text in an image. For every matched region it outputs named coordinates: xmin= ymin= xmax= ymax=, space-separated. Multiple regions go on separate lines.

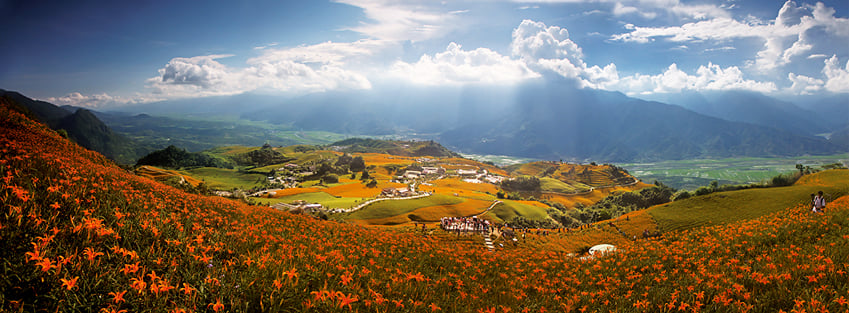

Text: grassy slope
xmin=484 ymin=200 xmax=550 ymax=223
xmin=650 ymin=169 xmax=849 ymax=232
xmin=346 ymin=194 xmax=464 ymax=220
xmin=539 ymin=177 xmax=585 ymax=193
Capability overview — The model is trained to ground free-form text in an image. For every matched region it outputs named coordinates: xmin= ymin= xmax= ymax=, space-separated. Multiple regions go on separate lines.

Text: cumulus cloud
xmin=511 ymin=19 xmax=591 ymax=80
xmin=611 ymin=63 xmax=777 ymax=95
xmin=612 ymin=1 xmax=849 ymax=74
xmin=390 ymin=42 xmax=539 ymax=85
xmin=822 ymin=55 xmax=849 ymax=93
xmin=154 ymin=54 xmax=233 ymax=88
xmin=787 ymin=72 xmax=824 ymax=94
xmin=512 ymin=19 xmax=583 ymax=62
xmin=146 ymin=41 xmax=382 ymax=99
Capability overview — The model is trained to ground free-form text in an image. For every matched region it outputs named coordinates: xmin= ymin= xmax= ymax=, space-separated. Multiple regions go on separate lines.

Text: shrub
xmin=672 ymin=190 xmax=691 ymax=201
xmin=322 ymin=174 xmax=339 ymax=184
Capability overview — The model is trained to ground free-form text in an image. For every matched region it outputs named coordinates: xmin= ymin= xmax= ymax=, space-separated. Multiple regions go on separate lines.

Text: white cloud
xmin=612 ymin=2 xmax=657 ymax=19
xmin=146 ymin=55 xmax=243 ymax=98
xmin=822 ymin=55 xmax=849 ymax=93
xmin=787 ymin=72 xmax=823 ymax=94
xmin=155 ymin=54 xmax=233 ymax=87
xmin=334 ymin=0 xmax=455 ymax=42
xmin=253 ymin=42 xmax=279 ymax=50
xmin=808 ymin=54 xmax=827 ymax=59
xmin=46 ymin=92 xmax=162 ymax=108
xmin=514 ymin=0 xmax=728 ymax=20
xmin=389 ymin=42 xmax=539 ymax=85
xmin=146 ymin=41 xmax=383 ymax=99
xmin=612 ymin=1 xmax=849 ymax=74
xmin=611 ymin=63 xmax=777 ymax=95
xmin=511 ymin=19 xmax=585 ymax=71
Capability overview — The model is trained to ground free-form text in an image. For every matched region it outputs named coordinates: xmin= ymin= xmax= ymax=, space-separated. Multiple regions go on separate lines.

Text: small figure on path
xmin=813 ymin=191 xmax=826 ymax=213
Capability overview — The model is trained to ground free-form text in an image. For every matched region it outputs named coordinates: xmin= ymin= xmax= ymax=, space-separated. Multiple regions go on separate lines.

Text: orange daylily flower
xmin=60 ymin=276 xmax=78 ymax=290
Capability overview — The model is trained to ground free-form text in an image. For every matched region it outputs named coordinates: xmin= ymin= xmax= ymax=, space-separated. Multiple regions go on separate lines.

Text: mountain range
xmin=227 ymin=79 xmax=845 ymax=162
xmin=3 ymin=79 xmax=847 ymax=163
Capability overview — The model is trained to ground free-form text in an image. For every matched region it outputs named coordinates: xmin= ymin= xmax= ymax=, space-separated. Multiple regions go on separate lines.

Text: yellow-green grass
xmin=484 ymin=200 xmax=550 ymax=224
xmin=346 ymin=194 xmax=464 ymax=220
xmin=650 ymin=169 xmax=849 ymax=233
xmin=253 ymin=191 xmax=364 ymax=208
xmin=180 ymin=167 xmax=266 ymax=189
xmin=539 ymin=177 xmax=586 ymax=193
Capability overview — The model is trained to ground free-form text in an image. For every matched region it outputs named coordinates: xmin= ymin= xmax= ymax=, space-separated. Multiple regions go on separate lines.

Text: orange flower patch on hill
xmin=267 ymin=187 xmax=321 ymax=198
xmin=136 ymin=165 xmax=203 ymax=187
xmin=357 ymin=153 xmax=416 ymax=166
xmin=323 ymin=181 xmax=406 ymax=198
xmin=431 ymin=178 xmax=498 ymax=194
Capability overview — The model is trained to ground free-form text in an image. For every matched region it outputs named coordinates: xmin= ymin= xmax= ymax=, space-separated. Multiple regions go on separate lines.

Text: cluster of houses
xmin=401 ymin=166 xmax=446 ymax=180
xmin=456 ymin=168 xmax=505 ymax=184
xmin=380 ymin=186 xmax=416 ymax=197
xmin=271 ymin=199 xmax=323 ymax=213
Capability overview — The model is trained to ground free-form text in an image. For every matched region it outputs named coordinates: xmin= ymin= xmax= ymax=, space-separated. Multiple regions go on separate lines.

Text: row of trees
xmin=136 ymin=145 xmax=233 ymax=169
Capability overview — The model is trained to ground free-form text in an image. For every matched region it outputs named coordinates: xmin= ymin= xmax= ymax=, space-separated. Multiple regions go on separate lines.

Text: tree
xmin=350 ymin=156 xmax=366 ymax=172
xmin=335 ymin=154 xmax=353 ymax=167
xmin=360 ymin=170 xmax=370 ymax=181
xmin=322 ymin=174 xmax=339 ymax=184
xmin=500 ymin=176 xmax=541 ymax=192
xmin=366 ymin=179 xmax=378 ymax=188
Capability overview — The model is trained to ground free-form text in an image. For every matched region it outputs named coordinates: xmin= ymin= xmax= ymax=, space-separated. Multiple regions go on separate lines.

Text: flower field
xmin=2 ymin=101 xmax=849 ymax=312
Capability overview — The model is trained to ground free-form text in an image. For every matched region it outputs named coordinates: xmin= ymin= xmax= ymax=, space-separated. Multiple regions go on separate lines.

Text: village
xmin=263 ymin=160 xmax=508 ymax=215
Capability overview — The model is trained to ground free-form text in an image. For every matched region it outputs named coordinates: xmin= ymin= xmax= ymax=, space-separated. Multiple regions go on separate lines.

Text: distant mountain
xmin=794 ymin=94 xmax=849 ymax=132
xmin=829 ymin=126 xmax=849 ymax=149
xmin=437 ymin=82 xmax=844 ymax=161
xmin=649 ymin=90 xmax=834 ymax=136
xmin=0 ymin=89 xmax=147 ymax=164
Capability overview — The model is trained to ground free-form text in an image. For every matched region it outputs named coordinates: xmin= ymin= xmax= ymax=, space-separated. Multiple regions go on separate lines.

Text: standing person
xmin=810 ymin=194 xmax=817 ymax=212
xmin=814 ymin=191 xmax=826 ymax=213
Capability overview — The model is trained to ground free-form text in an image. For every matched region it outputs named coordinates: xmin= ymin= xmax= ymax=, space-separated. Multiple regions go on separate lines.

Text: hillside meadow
xmin=3 ymin=102 xmax=849 ymax=312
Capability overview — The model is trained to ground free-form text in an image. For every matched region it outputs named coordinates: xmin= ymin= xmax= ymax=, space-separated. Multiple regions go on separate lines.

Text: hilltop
xmin=327 ymin=138 xmax=460 ymax=158
xmin=3 ymin=95 xmax=849 ymax=312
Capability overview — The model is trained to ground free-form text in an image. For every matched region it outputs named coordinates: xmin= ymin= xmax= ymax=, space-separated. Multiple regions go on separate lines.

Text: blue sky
xmin=1 ymin=0 xmax=847 ymax=108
